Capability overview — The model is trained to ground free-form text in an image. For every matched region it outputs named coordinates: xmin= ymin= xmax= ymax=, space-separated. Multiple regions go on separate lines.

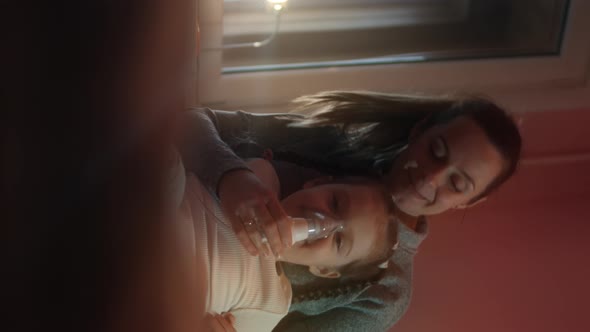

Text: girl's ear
xmin=303 ymin=176 xmax=334 ymax=189
xmin=308 ymin=265 xmax=341 ymax=279
xmin=455 ymin=196 xmax=487 ymax=209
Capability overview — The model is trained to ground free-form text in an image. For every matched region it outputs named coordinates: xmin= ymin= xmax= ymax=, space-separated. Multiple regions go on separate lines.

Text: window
xmin=197 ymin=0 xmax=590 ymax=111
xmin=221 ymin=0 xmax=568 ymax=73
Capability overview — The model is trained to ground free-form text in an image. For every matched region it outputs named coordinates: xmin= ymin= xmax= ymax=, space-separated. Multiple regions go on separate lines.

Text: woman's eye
xmin=450 ymin=174 xmax=466 ymax=192
xmin=430 ymin=137 xmax=447 ymax=159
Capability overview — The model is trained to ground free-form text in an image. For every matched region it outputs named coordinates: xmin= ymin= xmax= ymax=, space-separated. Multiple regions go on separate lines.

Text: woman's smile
xmin=406 ymin=169 xmax=431 ymax=204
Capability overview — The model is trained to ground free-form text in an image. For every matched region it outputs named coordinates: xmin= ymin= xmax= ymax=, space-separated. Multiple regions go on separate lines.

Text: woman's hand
xmin=218 ymin=168 xmax=292 ymax=257
xmin=204 ymin=312 xmax=236 ymax=332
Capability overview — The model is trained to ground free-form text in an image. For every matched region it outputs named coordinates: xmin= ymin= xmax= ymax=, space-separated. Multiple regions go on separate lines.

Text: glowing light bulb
xmin=266 ymin=0 xmax=287 ymax=11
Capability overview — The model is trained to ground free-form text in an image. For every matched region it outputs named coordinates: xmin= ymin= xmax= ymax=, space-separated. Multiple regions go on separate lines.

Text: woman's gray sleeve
xmin=178 ymin=108 xmax=301 ymax=195
xmin=177 ymin=108 xmax=251 ymax=195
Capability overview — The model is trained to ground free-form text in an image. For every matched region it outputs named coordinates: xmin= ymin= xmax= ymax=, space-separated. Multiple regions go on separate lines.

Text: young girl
xmin=176 ymin=158 xmax=398 ymax=332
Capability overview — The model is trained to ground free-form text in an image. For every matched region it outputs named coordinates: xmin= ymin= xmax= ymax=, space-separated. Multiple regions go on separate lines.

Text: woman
xmin=177 ymin=90 xmax=522 ymax=331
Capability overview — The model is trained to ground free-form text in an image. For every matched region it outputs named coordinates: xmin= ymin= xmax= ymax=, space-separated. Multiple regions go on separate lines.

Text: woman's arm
xmin=177 ymin=108 xmax=251 ymax=195
xmin=244 ymin=158 xmax=280 ymax=199
xmin=177 ymin=108 xmax=296 ymax=256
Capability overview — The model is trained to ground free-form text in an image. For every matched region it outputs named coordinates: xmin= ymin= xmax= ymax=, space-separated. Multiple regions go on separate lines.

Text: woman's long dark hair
xmin=287 ymin=90 xmax=522 ymax=200
xmin=289 ymin=91 xmax=448 ymax=167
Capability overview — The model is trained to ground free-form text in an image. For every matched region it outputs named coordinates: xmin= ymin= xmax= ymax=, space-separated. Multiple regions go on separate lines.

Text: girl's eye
xmin=331 ymin=193 xmax=339 ymax=213
xmin=430 ymin=137 xmax=447 ymax=159
xmin=335 ymin=233 xmax=343 ymax=251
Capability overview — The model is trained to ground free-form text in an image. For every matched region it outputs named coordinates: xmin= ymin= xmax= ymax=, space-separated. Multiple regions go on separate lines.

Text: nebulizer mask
xmin=290 ymin=212 xmax=344 ymax=244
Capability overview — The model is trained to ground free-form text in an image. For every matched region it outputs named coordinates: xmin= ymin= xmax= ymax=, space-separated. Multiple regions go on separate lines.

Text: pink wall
xmin=391 ymin=109 xmax=590 ymax=332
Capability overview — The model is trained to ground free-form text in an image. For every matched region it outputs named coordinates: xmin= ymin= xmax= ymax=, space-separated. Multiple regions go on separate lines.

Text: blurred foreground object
xmin=1 ymin=1 xmax=197 ymax=331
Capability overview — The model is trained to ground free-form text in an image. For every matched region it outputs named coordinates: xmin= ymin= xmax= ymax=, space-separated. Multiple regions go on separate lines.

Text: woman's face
xmin=384 ymin=116 xmax=506 ymax=217
xmin=278 ymin=181 xmax=391 ymax=277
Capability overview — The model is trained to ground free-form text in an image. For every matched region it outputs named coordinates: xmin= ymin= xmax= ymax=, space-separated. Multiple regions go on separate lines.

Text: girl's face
xmin=278 ymin=181 xmax=391 ymax=277
xmin=384 ymin=116 xmax=506 ymax=217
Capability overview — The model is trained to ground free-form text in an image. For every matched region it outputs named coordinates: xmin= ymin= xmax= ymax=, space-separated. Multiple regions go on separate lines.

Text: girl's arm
xmin=204 ymin=312 xmax=237 ymax=332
